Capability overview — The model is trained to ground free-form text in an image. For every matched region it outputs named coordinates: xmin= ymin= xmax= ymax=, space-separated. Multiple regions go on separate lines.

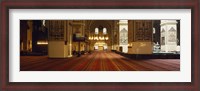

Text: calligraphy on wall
xmin=134 ymin=20 xmax=153 ymax=41
xmin=168 ymin=27 xmax=176 ymax=42
xmin=120 ymin=28 xmax=128 ymax=45
xmin=48 ymin=20 xmax=65 ymax=40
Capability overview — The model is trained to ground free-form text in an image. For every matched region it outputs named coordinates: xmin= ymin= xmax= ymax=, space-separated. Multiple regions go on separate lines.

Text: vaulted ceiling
xmin=85 ymin=20 xmax=117 ymax=34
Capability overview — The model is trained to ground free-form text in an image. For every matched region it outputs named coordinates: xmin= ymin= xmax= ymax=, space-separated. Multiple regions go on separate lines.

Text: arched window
xmin=43 ymin=20 xmax=45 ymax=26
xmin=103 ymin=28 xmax=107 ymax=34
xmin=95 ymin=28 xmax=99 ymax=34
xmin=153 ymin=27 xmax=156 ymax=34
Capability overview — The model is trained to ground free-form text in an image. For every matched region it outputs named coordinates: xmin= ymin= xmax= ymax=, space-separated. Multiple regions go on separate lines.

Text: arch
xmin=89 ymin=20 xmax=112 ymax=34
xmin=103 ymin=28 xmax=107 ymax=34
xmin=94 ymin=41 xmax=108 ymax=51
xmin=95 ymin=27 xmax=99 ymax=34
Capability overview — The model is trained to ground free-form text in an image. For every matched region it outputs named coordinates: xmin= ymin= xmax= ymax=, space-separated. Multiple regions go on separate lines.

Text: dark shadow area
xmin=20 ymin=51 xmax=47 ymax=56
xmin=112 ymin=50 xmax=180 ymax=59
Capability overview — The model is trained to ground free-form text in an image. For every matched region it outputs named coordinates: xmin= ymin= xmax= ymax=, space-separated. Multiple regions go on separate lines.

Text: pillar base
xmin=128 ymin=42 xmax=153 ymax=54
xmin=48 ymin=41 xmax=68 ymax=58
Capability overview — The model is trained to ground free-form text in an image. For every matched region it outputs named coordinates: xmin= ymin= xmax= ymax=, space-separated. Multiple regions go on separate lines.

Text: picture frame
xmin=0 ymin=0 xmax=199 ymax=91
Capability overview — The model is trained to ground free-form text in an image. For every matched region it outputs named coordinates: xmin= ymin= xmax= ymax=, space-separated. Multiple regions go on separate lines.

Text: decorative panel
xmin=120 ymin=28 xmax=128 ymax=45
xmin=128 ymin=20 xmax=134 ymax=42
xmin=134 ymin=20 xmax=153 ymax=41
xmin=47 ymin=20 xmax=65 ymax=40
xmin=168 ymin=27 xmax=176 ymax=42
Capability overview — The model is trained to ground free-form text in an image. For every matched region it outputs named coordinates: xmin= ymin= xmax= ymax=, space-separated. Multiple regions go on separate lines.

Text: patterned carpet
xmin=20 ymin=51 xmax=180 ymax=71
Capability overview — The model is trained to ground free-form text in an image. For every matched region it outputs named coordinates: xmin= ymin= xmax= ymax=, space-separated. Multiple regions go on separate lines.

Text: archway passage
xmin=87 ymin=20 xmax=113 ymax=51
xmin=94 ymin=42 xmax=108 ymax=51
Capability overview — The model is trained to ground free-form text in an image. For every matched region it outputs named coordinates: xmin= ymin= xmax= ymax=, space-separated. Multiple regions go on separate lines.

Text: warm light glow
xmin=37 ymin=41 xmax=48 ymax=45
xmin=140 ymin=43 xmax=146 ymax=47
xmin=102 ymin=37 xmax=104 ymax=40
xmin=95 ymin=42 xmax=106 ymax=45
xmin=88 ymin=37 xmax=90 ymax=40
xmin=128 ymin=43 xmax=132 ymax=46
xmin=89 ymin=27 xmax=109 ymax=41
xmin=89 ymin=35 xmax=109 ymax=41
xmin=105 ymin=37 xmax=108 ymax=40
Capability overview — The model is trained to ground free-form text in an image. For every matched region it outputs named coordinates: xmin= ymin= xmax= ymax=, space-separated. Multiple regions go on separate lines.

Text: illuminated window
xmin=103 ymin=28 xmax=107 ymax=34
xmin=95 ymin=28 xmax=99 ymax=34
xmin=43 ymin=20 xmax=45 ymax=26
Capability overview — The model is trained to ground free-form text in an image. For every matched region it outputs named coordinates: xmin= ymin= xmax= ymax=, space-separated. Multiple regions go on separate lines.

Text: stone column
xmin=127 ymin=20 xmax=153 ymax=54
xmin=68 ymin=21 xmax=73 ymax=57
xmin=20 ymin=20 xmax=28 ymax=51
xmin=27 ymin=20 xmax=33 ymax=52
xmin=47 ymin=20 xmax=68 ymax=58
xmin=160 ymin=20 xmax=177 ymax=52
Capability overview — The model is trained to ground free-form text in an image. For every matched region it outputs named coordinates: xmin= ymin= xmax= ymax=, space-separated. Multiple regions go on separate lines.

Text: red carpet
xmin=20 ymin=51 xmax=180 ymax=71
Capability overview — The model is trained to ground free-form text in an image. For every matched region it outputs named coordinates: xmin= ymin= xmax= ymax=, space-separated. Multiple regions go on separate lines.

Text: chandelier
xmin=88 ymin=27 xmax=108 ymax=41
xmin=88 ymin=35 xmax=108 ymax=41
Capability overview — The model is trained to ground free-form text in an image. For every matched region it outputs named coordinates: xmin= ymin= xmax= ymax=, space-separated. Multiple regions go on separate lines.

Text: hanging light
xmin=91 ymin=36 xmax=93 ymax=40
xmin=99 ymin=36 xmax=101 ymax=40
xmin=102 ymin=36 xmax=104 ymax=40
xmin=37 ymin=40 xmax=48 ymax=45
xmin=105 ymin=36 xmax=109 ymax=40
xmin=88 ymin=27 xmax=110 ymax=41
